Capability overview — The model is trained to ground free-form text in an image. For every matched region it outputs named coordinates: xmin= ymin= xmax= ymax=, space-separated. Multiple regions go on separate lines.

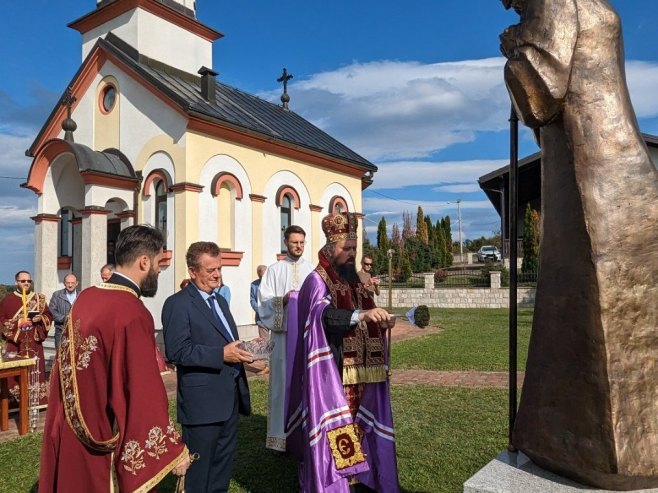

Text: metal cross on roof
xmin=277 ymin=67 xmax=293 ymax=110
xmin=61 ymin=87 xmax=78 ymax=142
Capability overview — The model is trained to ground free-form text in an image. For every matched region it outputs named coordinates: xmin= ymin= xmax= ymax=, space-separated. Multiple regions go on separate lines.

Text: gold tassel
xmin=342 ymin=365 xmax=387 ymax=385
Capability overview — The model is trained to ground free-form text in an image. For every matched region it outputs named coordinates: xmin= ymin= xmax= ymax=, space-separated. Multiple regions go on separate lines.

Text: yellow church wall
xmin=184 ymin=129 xmax=364 ymax=273
xmin=94 ymin=76 xmax=120 ymax=151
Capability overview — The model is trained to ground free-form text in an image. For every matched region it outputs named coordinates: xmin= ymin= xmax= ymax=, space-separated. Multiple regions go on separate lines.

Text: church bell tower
xmin=71 ymin=0 xmax=221 ymax=75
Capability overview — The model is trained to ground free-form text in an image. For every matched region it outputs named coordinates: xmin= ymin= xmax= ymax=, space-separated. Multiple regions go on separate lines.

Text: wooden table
xmin=0 ymin=356 xmax=36 ymax=435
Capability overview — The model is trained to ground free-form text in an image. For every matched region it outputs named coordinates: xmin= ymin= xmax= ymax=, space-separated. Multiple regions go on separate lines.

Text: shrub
xmin=415 ymin=305 xmax=430 ymax=328
xmin=434 ymin=270 xmax=447 ymax=283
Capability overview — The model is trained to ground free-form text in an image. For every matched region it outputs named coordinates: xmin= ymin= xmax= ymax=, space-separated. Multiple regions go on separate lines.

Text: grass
xmin=0 ymin=308 xmax=528 ymax=492
xmin=393 ymin=308 xmax=532 ymax=371
xmin=0 ymin=382 xmax=507 ymax=493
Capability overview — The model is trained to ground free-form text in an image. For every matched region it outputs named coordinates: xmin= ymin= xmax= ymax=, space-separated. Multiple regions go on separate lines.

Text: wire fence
xmin=435 ymin=268 xmax=490 ymax=288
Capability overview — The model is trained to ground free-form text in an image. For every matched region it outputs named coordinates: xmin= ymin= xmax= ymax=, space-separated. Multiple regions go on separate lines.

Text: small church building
xmin=23 ymin=0 xmax=376 ymax=333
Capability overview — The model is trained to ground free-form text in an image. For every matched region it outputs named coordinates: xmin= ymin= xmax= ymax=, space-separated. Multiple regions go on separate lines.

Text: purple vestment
xmin=286 ymin=272 xmax=400 ymax=493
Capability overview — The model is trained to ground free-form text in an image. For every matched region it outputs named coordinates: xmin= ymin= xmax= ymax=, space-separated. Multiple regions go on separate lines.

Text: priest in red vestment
xmin=0 ymin=270 xmax=52 ymax=408
xmin=39 ymin=225 xmax=191 ymax=492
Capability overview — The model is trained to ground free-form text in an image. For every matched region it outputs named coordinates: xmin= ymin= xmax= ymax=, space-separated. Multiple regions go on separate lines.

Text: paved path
xmin=0 ymin=317 xmax=523 ymax=442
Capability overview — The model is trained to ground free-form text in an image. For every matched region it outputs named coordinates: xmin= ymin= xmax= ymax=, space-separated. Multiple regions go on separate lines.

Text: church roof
xmin=68 ymin=144 xmax=137 ymax=179
xmin=29 ymin=33 xmax=376 ymax=174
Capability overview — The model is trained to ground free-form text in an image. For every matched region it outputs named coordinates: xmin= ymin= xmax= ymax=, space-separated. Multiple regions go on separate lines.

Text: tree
xmin=375 ymin=217 xmax=389 ymax=275
xmin=401 ymin=211 xmax=414 ymax=241
xmin=416 ymin=207 xmax=429 ymax=244
xmin=376 ymin=217 xmax=389 ymax=251
xmin=522 ymin=204 xmax=541 ymax=272
xmin=362 ymin=230 xmax=376 ymax=261
xmin=405 ymin=236 xmax=432 ymax=272
xmin=390 ymin=223 xmax=402 ymax=250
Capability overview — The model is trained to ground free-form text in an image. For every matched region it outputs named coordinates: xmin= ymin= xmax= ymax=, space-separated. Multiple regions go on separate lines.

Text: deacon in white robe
xmin=258 ymin=226 xmax=314 ymax=451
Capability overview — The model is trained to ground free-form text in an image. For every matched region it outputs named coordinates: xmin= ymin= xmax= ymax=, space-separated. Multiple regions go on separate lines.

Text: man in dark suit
xmin=163 ymin=241 xmax=253 ymax=492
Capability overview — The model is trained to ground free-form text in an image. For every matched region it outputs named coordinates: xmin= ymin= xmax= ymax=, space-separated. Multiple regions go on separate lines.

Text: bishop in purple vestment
xmin=286 ymin=213 xmax=400 ymax=493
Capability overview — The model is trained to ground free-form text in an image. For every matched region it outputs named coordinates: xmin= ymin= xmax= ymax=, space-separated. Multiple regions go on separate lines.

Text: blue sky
xmin=1 ymin=0 xmax=657 ymax=283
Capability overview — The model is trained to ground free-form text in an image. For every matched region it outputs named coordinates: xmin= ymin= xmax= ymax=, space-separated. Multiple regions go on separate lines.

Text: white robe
xmin=257 ymin=255 xmax=314 ymax=451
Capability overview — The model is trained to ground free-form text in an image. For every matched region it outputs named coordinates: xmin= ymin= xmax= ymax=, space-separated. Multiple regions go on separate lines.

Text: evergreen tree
xmin=376 ymin=217 xmax=389 ymax=251
xmin=375 ymin=217 xmax=389 ymax=274
xmin=442 ymin=216 xmax=453 ymax=266
xmin=425 ymin=216 xmax=439 ymax=268
xmin=522 ymin=204 xmax=541 ymax=272
xmin=416 ymin=207 xmax=429 ymax=244
xmin=362 ymin=230 xmax=376 ymax=261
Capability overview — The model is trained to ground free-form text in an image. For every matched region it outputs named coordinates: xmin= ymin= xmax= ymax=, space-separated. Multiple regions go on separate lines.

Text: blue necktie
xmin=207 ymin=294 xmax=240 ymax=378
xmin=207 ymin=294 xmax=234 ymax=341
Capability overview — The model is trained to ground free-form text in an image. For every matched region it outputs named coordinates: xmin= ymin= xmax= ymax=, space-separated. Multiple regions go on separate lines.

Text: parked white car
xmin=477 ymin=245 xmax=502 ymax=262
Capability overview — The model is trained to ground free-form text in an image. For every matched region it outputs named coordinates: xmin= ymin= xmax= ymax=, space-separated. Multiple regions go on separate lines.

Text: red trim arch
xmin=24 ymin=139 xmax=72 ymax=195
xmin=142 ymin=169 xmax=170 ymax=197
xmin=211 ymin=172 xmax=243 ymax=199
xmin=329 ymin=196 xmax=349 ymax=213
xmin=276 ymin=186 xmax=301 ymax=210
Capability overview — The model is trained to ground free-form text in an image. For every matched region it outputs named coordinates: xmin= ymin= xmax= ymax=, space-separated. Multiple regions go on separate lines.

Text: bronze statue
xmin=500 ymin=0 xmax=658 ymax=490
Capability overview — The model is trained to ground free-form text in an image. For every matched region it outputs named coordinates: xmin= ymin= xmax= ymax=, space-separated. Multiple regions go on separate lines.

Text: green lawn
xmin=393 ymin=308 xmax=532 ymax=371
xmin=0 ymin=381 xmax=507 ymax=493
xmin=0 ymin=308 xmax=525 ymax=492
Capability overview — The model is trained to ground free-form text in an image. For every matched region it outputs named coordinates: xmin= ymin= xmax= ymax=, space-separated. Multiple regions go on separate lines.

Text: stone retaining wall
xmin=375 ymin=286 xmax=535 ymax=309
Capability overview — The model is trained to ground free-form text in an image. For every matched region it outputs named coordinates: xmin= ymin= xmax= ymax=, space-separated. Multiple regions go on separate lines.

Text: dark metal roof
xmin=69 ymin=143 xmax=137 ymax=178
xmin=101 ymin=34 xmax=376 ymax=171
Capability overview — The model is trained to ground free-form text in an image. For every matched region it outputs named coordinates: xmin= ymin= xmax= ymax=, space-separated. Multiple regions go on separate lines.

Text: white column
xmin=118 ymin=210 xmax=135 ymax=230
xmin=80 ymin=207 xmax=109 ymax=289
xmin=32 ymin=214 xmax=60 ymax=301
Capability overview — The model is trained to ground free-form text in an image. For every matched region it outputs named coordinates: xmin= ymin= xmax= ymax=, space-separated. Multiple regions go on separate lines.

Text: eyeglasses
xmin=17 ymin=280 xmax=33 ymax=283
xmin=363 ymin=263 xmax=372 ymax=267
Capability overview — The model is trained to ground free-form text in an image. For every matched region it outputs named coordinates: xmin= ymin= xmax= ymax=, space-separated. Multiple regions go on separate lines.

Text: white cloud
xmin=364 ymin=196 xmax=493 ymax=216
xmin=261 ymin=56 xmax=658 ymax=163
xmin=370 ymin=159 xmax=508 ymax=189
xmin=262 ymin=58 xmax=511 ymax=161
xmin=0 ymin=205 xmax=36 ymax=226
xmin=432 ymin=183 xmax=482 ymax=193
xmin=0 ymin=132 xmax=33 ymax=177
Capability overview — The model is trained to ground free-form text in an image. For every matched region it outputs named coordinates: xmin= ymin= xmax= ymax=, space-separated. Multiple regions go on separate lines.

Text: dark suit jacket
xmin=162 ymin=283 xmax=251 ymax=425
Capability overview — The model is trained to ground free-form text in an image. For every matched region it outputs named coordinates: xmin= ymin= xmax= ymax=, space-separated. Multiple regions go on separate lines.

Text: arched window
xmin=330 ymin=196 xmax=349 ymax=214
xmin=280 ymin=195 xmax=292 ymax=252
xmin=155 ymin=180 xmax=167 ymax=247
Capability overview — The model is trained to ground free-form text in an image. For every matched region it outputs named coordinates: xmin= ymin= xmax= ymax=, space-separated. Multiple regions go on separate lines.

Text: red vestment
xmin=39 ymin=283 xmax=187 ymax=492
xmin=0 ymin=291 xmax=52 ymax=408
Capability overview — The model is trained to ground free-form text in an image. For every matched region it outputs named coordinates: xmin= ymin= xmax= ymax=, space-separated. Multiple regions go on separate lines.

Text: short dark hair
xmin=284 ymin=225 xmax=306 ymax=240
xmin=114 ymin=225 xmax=165 ymax=267
xmin=186 ymin=241 xmax=221 ymax=270
xmin=15 ymin=270 xmax=31 ymax=281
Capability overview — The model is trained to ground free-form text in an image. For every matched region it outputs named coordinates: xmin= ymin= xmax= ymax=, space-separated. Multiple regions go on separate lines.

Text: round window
xmin=101 ymin=85 xmax=117 ymax=113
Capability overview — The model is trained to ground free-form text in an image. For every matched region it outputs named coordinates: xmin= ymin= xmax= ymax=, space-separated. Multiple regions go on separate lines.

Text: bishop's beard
xmin=334 ymin=261 xmax=359 ymax=285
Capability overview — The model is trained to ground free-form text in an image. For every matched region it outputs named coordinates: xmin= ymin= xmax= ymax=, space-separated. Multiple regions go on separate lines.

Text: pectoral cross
xmin=277 ymin=68 xmax=293 ymax=110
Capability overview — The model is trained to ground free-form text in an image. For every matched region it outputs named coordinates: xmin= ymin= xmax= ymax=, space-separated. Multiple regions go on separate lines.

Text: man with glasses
xmin=0 ymin=271 xmax=52 ymax=409
xmin=358 ymin=256 xmax=381 ymax=296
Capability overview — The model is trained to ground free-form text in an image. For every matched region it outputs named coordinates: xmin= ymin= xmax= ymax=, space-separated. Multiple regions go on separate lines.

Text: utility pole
xmin=457 ymin=199 xmax=463 ymax=263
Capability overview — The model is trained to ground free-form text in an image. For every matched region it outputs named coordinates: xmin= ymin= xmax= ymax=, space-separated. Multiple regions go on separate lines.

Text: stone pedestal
xmin=464 ymin=451 xmax=658 ymax=493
